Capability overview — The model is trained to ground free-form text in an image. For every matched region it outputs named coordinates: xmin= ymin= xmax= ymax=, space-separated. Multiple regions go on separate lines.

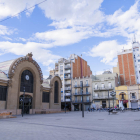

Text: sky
xmin=0 ymin=0 xmax=140 ymax=78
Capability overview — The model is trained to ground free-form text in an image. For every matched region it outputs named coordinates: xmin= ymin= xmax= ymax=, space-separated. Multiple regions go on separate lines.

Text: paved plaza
xmin=0 ymin=111 xmax=140 ymax=140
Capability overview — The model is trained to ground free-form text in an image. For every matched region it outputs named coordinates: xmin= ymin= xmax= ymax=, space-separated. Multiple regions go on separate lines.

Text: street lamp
xmin=110 ymin=91 xmax=116 ymax=109
xmin=22 ymin=87 xmax=25 ymax=117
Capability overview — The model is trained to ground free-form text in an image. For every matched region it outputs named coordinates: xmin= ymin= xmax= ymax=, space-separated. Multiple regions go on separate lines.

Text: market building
xmin=0 ymin=53 xmax=62 ymax=115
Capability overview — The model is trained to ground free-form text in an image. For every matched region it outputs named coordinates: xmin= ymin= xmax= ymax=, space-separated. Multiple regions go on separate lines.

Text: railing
xmin=66 ymin=99 xmax=71 ymax=102
xmin=73 ymin=84 xmax=81 ymax=88
xmin=94 ymin=86 xmax=114 ymax=90
xmin=83 ymin=84 xmax=90 ymax=87
xmin=93 ymin=96 xmax=114 ymax=99
xmin=65 ymin=93 xmax=71 ymax=96
xmin=73 ymin=92 xmax=91 ymax=96
xmin=65 ymin=65 xmax=71 ymax=69
xmin=130 ymin=96 xmax=137 ymax=100
xmin=65 ymin=82 xmax=71 ymax=85
xmin=65 ymin=87 xmax=71 ymax=90
xmin=65 ymin=70 xmax=71 ymax=74
xmin=65 ymin=60 xmax=71 ymax=64
xmin=64 ymin=76 xmax=71 ymax=79
xmin=72 ymin=99 xmax=91 ymax=103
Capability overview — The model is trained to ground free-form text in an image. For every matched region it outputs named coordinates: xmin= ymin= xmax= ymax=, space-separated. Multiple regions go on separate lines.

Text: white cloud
xmin=88 ymin=40 xmax=132 ymax=66
xmin=0 ymin=41 xmax=60 ymax=67
xmin=0 ymin=25 xmax=14 ymax=35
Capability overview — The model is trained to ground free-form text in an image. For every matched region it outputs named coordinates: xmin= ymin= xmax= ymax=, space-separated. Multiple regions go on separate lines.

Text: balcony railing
xmin=73 ymin=92 xmax=91 ymax=96
xmin=72 ymin=99 xmax=92 ymax=103
xmin=65 ymin=82 xmax=71 ymax=85
xmin=130 ymin=96 xmax=137 ymax=100
xmin=65 ymin=65 xmax=71 ymax=69
xmin=73 ymin=84 xmax=82 ymax=88
xmin=64 ymin=76 xmax=71 ymax=79
xmin=83 ymin=84 xmax=90 ymax=87
xmin=65 ymin=87 xmax=71 ymax=91
xmin=65 ymin=60 xmax=71 ymax=64
xmin=94 ymin=86 xmax=114 ymax=91
xmin=93 ymin=96 xmax=114 ymax=99
xmin=65 ymin=70 xmax=71 ymax=74
xmin=65 ymin=93 xmax=71 ymax=96
xmin=66 ymin=99 xmax=71 ymax=102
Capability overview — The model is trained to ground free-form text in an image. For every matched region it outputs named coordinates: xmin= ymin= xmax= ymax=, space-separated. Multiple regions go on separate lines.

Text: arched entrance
xmin=19 ymin=95 xmax=32 ymax=114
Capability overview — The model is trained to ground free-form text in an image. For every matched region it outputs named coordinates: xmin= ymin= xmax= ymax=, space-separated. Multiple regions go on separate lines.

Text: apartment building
xmin=92 ymin=71 xmax=118 ymax=109
xmin=117 ymin=39 xmax=140 ymax=85
xmin=51 ymin=54 xmax=92 ymax=110
xmin=71 ymin=75 xmax=92 ymax=111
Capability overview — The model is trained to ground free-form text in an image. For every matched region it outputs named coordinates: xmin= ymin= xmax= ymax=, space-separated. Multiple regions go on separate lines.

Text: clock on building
xmin=25 ymin=75 xmax=29 ymax=80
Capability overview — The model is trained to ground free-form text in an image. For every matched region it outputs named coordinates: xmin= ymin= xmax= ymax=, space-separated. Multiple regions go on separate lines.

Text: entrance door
xmin=102 ymin=101 xmax=106 ymax=108
xmin=19 ymin=95 xmax=32 ymax=114
xmin=131 ymin=102 xmax=138 ymax=109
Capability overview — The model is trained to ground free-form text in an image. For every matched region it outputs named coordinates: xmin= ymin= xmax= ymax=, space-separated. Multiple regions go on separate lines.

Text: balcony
xmin=130 ymin=96 xmax=137 ymax=100
xmin=64 ymin=76 xmax=71 ymax=80
xmin=65 ymin=93 xmax=71 ymax=96
xmin=73 ymin=84 xmax=82 ymax=88
xmin=66 ymin=99 xmax=71 ymax=102
xmin=65 ymin=65 xmax=71 ymax=69
xmin=65 ymin=60 xmax=71 ymax=64
xmin=73 ymin=92 xmax=91 ymax=96
xmin=83 ymin=84 xmax=90 ymax=87
xmin=72 ymin=99 xmax=92 ymax=104
xmin=94 ymin=86 xmax=114 ymax=91
xmin=93 ymin=96 xmax=114 ymax=99
xmin=65 ymin=70 xmax=71 ymax=74
xmin=65 ymin=87 xmax=71 ymax=91
xmin=65 ymin=82 xmax=71 ymax=85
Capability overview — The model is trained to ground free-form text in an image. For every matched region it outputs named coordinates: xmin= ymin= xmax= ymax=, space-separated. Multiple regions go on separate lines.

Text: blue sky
xmin=0 ymin=0 xmax=139 ymax=77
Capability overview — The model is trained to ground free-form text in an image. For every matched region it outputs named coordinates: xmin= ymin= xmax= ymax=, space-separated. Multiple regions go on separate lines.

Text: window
xmin=80 ymin=88 xmax=82 ymax=94
xmin=75 ymin=88 xmax=77 ymax=94
xmin=60 ymin=66 xmax=63 ymax=69
xmin=54 ymin=81 xmax=59 ymax=103
xmin=108 ymin=83 xmax=112 ymax=88
xmin=20 ymin=70 xmax=33 ymax=93
xmin=86 ymin=88 xmax=88 ymax=94
xmin=101 ymin=83 xmax=105 ymax=89
xmin=75 ymin=81 xmax=77 ymax=86
xmin=134 ymin=55 xmax=135 ymax=58
xmin=0 ymin=86 xmax=7 ymax=101
xmin=86 ymin=80 xmax=88 ymax=85
xmin=137 ymin=49 xmax=139 ymax=51
xmin=138 ymin=54 xmax=140 ymax=57
xmin=132 ymin=93 xmax=135 ymax=99
xmin=42 ymin=92 xmax=50 ymax=103
xmin=138 ymin=59 xmax=140 ymax=62
xmin=95 ymin=84 xmax=98 ymax=89
xmin=133 ymin=50 xmax=135 ymax=52
xmin=75 ymin=96 xmax=77 ymax=101
xmin=80 ymin=81 xmax=83 ymax=87
xmin=122 ymin=94 xmax=124 ymax=100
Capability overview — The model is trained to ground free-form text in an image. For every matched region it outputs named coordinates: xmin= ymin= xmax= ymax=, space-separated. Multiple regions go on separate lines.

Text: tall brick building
xmin=118 ymin=49 xmax=136 ymax=85
xmin=117 ymin=40 xmax=140 ymax=86
xmin=50 ymin=54 xmax=92 ymax=110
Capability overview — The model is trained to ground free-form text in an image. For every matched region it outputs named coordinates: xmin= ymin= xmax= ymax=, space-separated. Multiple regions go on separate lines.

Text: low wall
xmin=0 ymin=109 xmax=21 ymax=115
xmin=0 ymin=101 xmax=6 ymax=109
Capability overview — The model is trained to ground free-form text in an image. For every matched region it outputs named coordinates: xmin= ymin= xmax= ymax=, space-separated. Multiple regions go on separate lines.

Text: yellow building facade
xmin=115 ymin=86 xmax=129 ymax=108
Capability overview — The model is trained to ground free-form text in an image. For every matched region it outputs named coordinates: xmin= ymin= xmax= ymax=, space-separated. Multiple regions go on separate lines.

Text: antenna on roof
xmin=134 ymin=34 xmax=136 ymax=42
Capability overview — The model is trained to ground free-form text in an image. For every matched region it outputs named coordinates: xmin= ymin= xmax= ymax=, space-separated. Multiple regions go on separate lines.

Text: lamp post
xmin=22 ymin=87 xmax=25 ymax=117
xmin=108 ymin=90 xmax=110 ymax=115
xmin=110 ymin=91 xmax=116 ymax=109
xmin=81 ymin=81 xmax=84 ymax=117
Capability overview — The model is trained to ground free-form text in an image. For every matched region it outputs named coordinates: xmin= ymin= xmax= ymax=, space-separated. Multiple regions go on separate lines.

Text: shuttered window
xmin=0 ymin=86 xmax=7 ymax=101
xmin=42 ymin=92 xmax=50 ymax=103
xmin=54 ymin=81 xmax=59 ymax=103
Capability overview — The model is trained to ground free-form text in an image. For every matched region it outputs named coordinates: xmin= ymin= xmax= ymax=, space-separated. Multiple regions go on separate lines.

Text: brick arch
xmin=8 ymin=53 xmax=43 ymax=84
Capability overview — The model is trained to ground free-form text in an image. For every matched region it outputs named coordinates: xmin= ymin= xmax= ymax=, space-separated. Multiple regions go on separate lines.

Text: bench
xmin=111 ymin=111 xmax=118 ymax=114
